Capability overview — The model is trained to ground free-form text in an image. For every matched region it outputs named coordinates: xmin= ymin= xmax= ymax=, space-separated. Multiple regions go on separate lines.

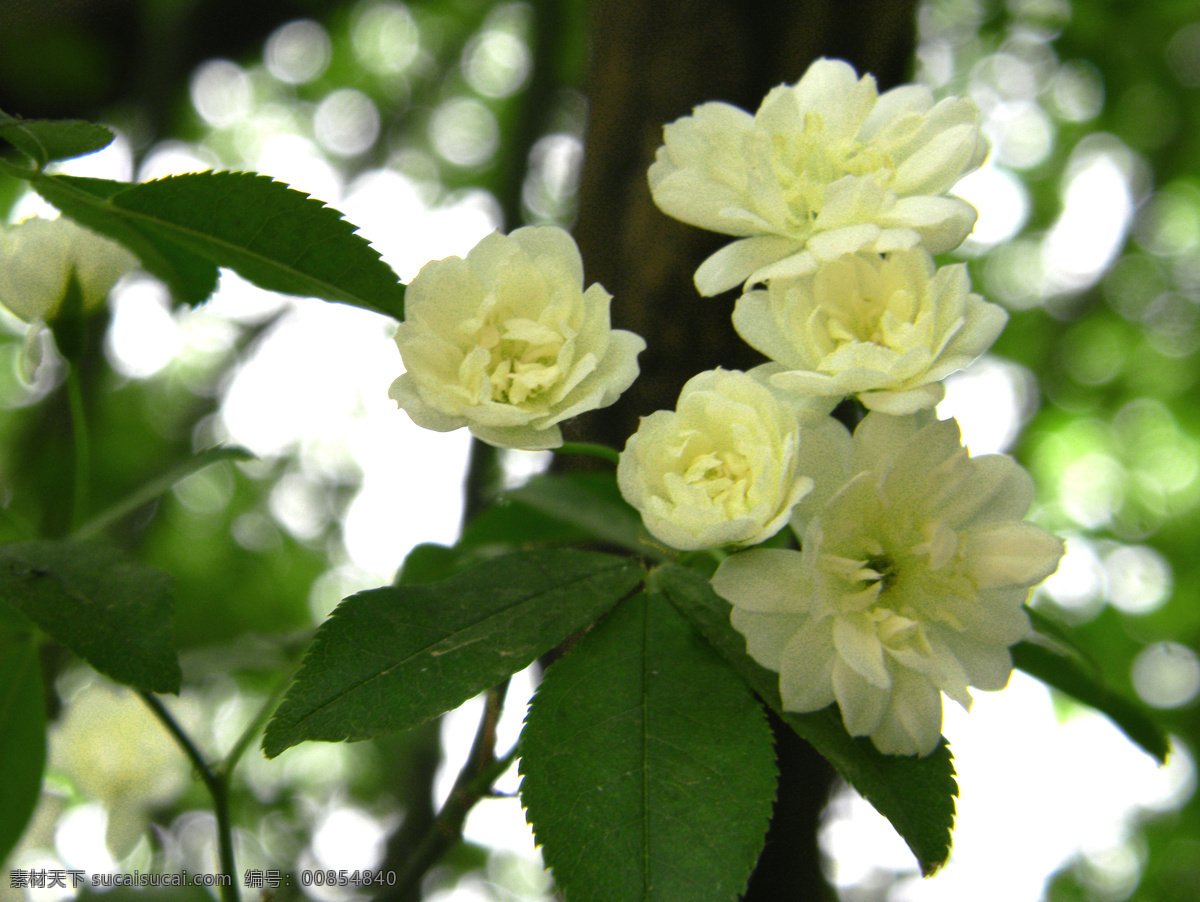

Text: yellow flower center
xmin=683 ymin=449 xmax=753 ymax=514
xmin=476 ymin=314 xmax=564 ymax=406
xmin=769 ymin=112 xmax=894 ymax=230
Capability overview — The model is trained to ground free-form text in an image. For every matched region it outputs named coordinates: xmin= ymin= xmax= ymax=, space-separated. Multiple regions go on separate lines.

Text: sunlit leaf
xmin=0 ymin=541 xmax=180 ymax=694
xmin=263 ymin=549 xmax=644 ymax=757
xmin=0 ymin=109 xmax=114 ymax=168
xmin=657 ymin=563 xmax=958 ymax=876
xmin=520 ymin=591 xmax=777 ymax=902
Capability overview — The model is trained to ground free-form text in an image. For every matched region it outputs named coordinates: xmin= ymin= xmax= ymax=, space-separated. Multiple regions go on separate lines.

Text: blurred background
xmin=1 ymin=0 xmax=1198 ymax=900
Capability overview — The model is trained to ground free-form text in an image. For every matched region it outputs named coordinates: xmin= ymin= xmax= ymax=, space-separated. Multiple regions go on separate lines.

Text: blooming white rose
xmin=389 ymin=226 xmax=645 ymax=450
xmin=734 ymin=248 xmax=1007 ymax=413
xmin=617 ymin=368 xmax=838 ymax=551
xmin=648 ymin=58 xmax=988 ymax=296
xmin=0 ymin=215 xmax=137 ymax=322
xmin=712 ymin=411 xmax=1063 ymax=756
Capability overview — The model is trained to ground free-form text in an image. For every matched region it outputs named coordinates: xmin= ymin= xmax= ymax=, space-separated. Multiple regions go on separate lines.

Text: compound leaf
xmin=263 ymin=549 xmax=644 ymax=757
xmin=519 ymin=591 xmax=777 ymax=902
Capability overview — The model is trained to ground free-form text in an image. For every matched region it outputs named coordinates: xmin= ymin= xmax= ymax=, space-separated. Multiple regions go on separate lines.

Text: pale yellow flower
xmin=0 ymin=215 xmax=137 ymax=322
xmin=617 ymin=368 xmax=837 ymax=551
xmin=648 ymin=58 xmax=987 ymax=295
xmin=735 ymin=249 xmax=1007 ymax=413
xmin=712 ymin=411 xmax=1063 ymax=756
xmin=389 ymin=226 xmax=645 ymax=450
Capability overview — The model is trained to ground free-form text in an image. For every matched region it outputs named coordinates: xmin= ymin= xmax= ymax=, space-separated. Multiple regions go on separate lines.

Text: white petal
xmin=712 ymin=548 xmax=812 ymax=614
xmin=832 ymin=659 xmax=890 ymax=735
xmin=694 ymin=235 xmax=804 ymax=295
xmin=470 ymin=421 xmax=563 ymax=451
xmin=834 ymin=615 xmax=891 ymax=688
xmin=777 ymin=617 xmax=839 ymax=711
xmin=963 ymin=522 xmax=1065 ymax=589
xmin=388 ymin=374 xmax=466 ymax=433
xmin=859 ymin=383 xmax=945 ymax=414
xmin=731 ymin=607 xmax=808 ymax=673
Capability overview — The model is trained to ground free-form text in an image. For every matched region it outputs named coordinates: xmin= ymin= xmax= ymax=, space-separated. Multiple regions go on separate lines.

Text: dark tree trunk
xmin=569 ymin=1 xmax=918 ymax=897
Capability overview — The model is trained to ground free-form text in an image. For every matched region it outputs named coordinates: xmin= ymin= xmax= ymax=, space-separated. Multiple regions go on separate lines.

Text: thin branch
xmin=65 ymin=368 xmax=89 ymax=534
xmin=219 ymin=674 xmax=290 ymax=778
xmin=139 ymin=691 xmax=240 ymax=902
xmin=381 ymin=681 xmax=514 ymax=902
xmin=73 ymin=446 xmax=252 ymax=542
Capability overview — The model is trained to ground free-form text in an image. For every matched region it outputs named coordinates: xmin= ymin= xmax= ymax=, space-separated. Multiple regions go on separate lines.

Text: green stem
xmin=139 ymin=691 xmax=240 ymax=902
xmin=72 ymin=446 xmax=252 ymax=542
xmin=381 ymin=681 xmax=514 ymax=902
xmin=219 ymin=676 xmax=290 ymax=777
xmin=66 ymin=367 xmax=89 ymax=534
xmin=556 ymin=441 xmax=620 ymax=466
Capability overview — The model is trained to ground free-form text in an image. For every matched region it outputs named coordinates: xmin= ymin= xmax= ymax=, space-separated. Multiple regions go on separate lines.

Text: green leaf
xmin=1 ymin=167 xmax=406 ymax=316
xmin=0 ymin=613 xmax=46 ymax=865
xmin=519 ymin=592 xmax=777 ymax=902
xmin=1013 ymin=636 xmax=1169 ymax=763
xmin=110 ymin=171 xmax=404 ymax=317
xmin=0 ymin=109 xmax=114 ymax=167
xmin=0 ymin=541 xmax=181 ymax=694
xmin=656 ymin=563 xmax=958 ymax=876
xmin=504 ymin=471 xmax=666 ymax=560
xmin=263 ymin=549 xmax=644 ymax=757
xmin=394 ymin=542 xmax=465 ymax=586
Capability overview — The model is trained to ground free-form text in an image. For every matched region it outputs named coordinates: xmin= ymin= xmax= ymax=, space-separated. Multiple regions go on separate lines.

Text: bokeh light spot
xmin=1131 ymin=642 xmax=1200 ymax=709
xmin=463 ymin=24 xmax=530 ymax=99
xmin=190 ymin=59 xmax=252 ymax=128
xmin=352 ymin=2 xmax=420 ymax=75
xmin=430 ymin=97 xmax=499 ymax=167
xmin=1104 ymin=544 xmax=1172 ymax=615
xmin=314 ymin=88 xmax=381 ymax=158
xmin=265 ymin=19 xmax=331 ymax=85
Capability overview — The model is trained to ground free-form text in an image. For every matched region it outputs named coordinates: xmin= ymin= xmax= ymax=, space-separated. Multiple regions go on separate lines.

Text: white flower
xmin=617 ymin=368 xmax=837 ymax=551
xmin=0 ymin=215 xmax=137 ymax=322
xmin=389 ymin=226 xmax=645 ymax=450
xmin=648 ymin=58 xmax=988 ymax=296
xmin=711 ymin=411 xmax=1063 ymax=756
xmin=734 ymin=248 xmax=1007 ymax=413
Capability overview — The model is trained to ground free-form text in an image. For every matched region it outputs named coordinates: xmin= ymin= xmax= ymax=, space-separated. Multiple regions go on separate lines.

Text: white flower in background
xmin=0 ymin=215 xmax=137 ymax=322
xmin=712 ymin=411 xmax=1063 ymax=756
xmin=389 ymin=226 xmax=645 ymax=450
xmin=648 ymin=58 xmax=988 ymax=296
xmin=617 ymin=368 xmax=838 ymax=551
xmin=735 ymin=248 xmax=1007 ymax=413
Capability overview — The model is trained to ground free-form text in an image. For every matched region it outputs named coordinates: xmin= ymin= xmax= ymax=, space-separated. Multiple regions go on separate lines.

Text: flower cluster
xmin=619 ymin=57 xmax=1063 ymax=756
xmin=389 ymin=56 xmax=1064 ymax=758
